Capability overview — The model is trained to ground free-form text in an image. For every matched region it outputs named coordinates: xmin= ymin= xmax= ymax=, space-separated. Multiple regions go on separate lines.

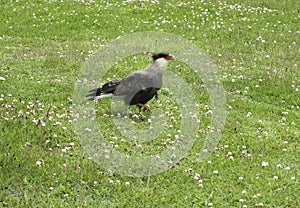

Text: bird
xmin=87 ymin=52 xmax=174 ymax=114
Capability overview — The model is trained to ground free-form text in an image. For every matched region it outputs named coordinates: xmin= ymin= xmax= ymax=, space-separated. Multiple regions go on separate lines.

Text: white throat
xmin=145 ymin=57 xmax=169 ymax=75
xmin=154 ymin=57 xmax=169 ymax=69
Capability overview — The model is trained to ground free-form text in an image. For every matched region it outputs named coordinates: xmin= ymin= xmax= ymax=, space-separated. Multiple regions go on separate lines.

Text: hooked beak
xmin=166 ymin=54 xmax=175 ymax=60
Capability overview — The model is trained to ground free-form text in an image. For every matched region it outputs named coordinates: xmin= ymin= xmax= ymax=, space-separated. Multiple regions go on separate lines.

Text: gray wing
xmin=114 ymin=70 xmax=162 ymax=96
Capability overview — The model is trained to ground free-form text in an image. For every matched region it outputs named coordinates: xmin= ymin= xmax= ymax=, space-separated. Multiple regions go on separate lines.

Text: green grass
xmin=0 ymin=0 xmax=299 ymax=207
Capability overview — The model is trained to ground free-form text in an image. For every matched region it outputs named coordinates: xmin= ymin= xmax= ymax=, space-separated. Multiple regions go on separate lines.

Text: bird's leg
xmin=137 ymin=103 xmax=151 ymax=115
xmin=154 ymin=92 xmax=158 ymax=100
xmin=143 ymin=105 xmax=151 ymax=114
xmin=136 ymin=105 xmax=145 ymax=120
xmin=138 ymin=105 xmax=142 ymax=115
xmin=136 ymin=105 xmax=145 ymax=119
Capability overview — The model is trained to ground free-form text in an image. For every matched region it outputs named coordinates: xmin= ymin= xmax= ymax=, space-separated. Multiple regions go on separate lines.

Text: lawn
xmin=0 ymin=0 xmax=299 ymax=207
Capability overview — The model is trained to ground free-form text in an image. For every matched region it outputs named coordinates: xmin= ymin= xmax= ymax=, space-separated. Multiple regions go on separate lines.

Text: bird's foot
xmin=143 ymin=105 xmax=151 ymax=115
xmin=137 ymin=103 xmax=151 ymax=115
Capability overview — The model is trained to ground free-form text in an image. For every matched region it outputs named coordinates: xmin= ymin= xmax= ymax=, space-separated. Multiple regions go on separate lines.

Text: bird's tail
xmin=93 ymin=93 xmax=114 ymax=100
xmin=86 ymin=80 xmax=120 ymax=101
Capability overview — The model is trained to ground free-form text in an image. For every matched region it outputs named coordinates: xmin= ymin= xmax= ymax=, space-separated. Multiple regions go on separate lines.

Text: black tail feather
xmin=86 ymin=92 xmax=97 ymax=97
xmin=86 ymin=80 xmax=120 ymax=100
xmin=86 ymin=88 xmax=102 ymax=97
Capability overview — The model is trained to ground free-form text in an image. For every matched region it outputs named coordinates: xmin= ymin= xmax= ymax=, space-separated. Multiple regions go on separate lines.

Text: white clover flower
xmin=85 ymin=128 xmax=92 ymax=132
xmin=36 ymin=160 xmax=42 ymax=166
xmin=194 ymin=173 xmax=200 ymax=180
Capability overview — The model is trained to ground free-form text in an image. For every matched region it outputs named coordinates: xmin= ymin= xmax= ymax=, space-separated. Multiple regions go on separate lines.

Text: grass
xmin=0 ymin=0 xmax=299 ymax=207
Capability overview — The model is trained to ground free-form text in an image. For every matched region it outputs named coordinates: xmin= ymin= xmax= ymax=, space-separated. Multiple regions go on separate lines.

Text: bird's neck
xmin=153 ymin=58 xmax=168 ymax=69
xmin=146 ymin=58 xmax=168 ymax=74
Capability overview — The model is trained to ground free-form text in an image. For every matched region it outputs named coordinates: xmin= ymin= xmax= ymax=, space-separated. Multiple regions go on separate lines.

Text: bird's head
xmin=152 ymin=52 xmax=174 ymax=62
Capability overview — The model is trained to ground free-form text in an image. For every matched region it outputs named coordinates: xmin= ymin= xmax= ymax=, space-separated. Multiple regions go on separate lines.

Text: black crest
xmin=152 ymin=52 xmax=170 ymax=60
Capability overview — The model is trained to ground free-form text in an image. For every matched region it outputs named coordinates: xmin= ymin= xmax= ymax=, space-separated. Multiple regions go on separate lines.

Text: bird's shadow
xmin=93 ymin=100 xmax=151 ymax=123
